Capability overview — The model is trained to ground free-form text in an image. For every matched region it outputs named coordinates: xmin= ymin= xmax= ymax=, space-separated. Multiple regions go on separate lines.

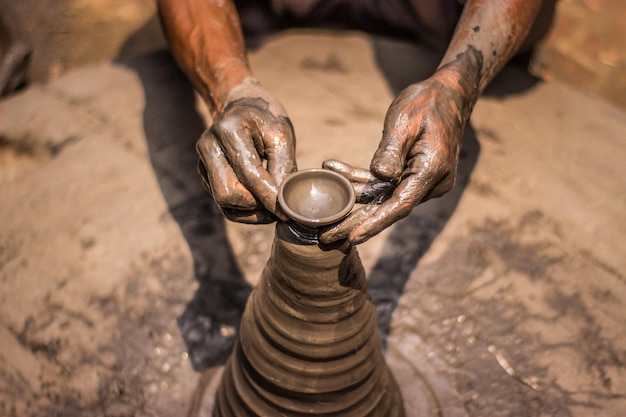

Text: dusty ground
xmin=1 ymin=2 xmax=626 ymax=417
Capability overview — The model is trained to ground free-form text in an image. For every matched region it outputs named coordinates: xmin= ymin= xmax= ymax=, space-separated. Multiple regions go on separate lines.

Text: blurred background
xmin=2 ymin=0 xmax=625 ymax=110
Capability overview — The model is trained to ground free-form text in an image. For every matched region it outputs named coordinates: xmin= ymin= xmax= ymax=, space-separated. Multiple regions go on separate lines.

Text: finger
xmin=349 ymin=173 xmax=433 ymax=244
xmin=352 ymin=181 xmax=396 ymax=204
xmin=323 ymin=159 xmax=396 ymax=203
xmin=196 ymin=131 xmax=259 ymax=211
xmin=318 ymin=205 xmax=378 ymax=244
xmin=221 ymin=207 xmax=277 ymax=224
xmin=371 ymin=103 xmax=423 ymax=179
xmin=370 ymin=132 xmax=409 ymax=180
xmin=213 ymin=117 xmax=280 ymax=213
xmin=264 ymin=115 xmax=297 ymax=186
xmin=322 ymin=159 xmax=379 ymax=183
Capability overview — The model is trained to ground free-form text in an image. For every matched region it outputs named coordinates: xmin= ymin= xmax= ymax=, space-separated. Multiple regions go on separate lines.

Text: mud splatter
xmin=388 ymin=211 xmax=626 ymax=416
xmin=0 ymin=248 xmax=196 ymax=417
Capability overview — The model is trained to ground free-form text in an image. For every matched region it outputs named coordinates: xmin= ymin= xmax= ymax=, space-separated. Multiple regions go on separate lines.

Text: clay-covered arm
xmin=157 ymin=0 xmax=251 ymax=117
xmin=158 ymin=0 xmax=297 ymax=223
xmin=322 ymin=0 xmax=544 ymax=244
xmin=438 ymin=0 xmax=543 ymax=94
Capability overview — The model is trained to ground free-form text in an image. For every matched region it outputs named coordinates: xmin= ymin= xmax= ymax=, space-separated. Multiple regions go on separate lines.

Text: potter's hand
xmin=321 ymin=60 xmax=478 ymax=244
xmin=197 ymin=82 xmax=297 ymax=223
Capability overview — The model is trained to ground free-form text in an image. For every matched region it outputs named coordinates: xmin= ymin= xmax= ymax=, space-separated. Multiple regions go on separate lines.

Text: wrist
xmin=223 ymin=77 xmax=288 ymax=118
xmin=434 ymin=46 xmax=483 ymax=117
xmin=197 ymin=61 xmax=251 ymax=117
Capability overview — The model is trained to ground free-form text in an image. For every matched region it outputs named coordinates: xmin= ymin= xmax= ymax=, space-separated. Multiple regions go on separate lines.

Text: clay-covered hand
xmin=321 ymin=58 xmax=479 ymax=244
xmin=196 ymin=80 xmax=297 ymax=223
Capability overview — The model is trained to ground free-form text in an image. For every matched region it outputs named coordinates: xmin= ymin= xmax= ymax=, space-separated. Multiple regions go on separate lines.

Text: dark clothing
xmin=235 ymin=0 xmax=465 ymax=48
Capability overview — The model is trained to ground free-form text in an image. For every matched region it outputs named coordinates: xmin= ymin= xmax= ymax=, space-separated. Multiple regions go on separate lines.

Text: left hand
xmin=320 ymin=60 xmax=479 ymax=244
xmin=196 ymin=81 xmax=297 ymax=224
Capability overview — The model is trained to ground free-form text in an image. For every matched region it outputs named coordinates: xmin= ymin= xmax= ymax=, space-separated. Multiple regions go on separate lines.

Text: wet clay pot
xmin=213 ymin=170 xmax=405 ymax=416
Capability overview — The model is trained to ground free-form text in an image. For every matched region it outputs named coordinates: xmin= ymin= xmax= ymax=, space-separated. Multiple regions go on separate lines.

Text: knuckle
xmin=213 ymin=113 xmax=240 ymax=136
xmin=196 ymin=133 xmax=211 ymax=152
xmin=214 ymin=189 xmax=257 ymax=210
xmin=211 ymin=190 xmax=232 ymax=208
xmin=418 ymin=143 xmax=454 ymax=179
xmin=196 ymin=131 xmax=223 ymax=160
xmin=432 ymin=153 xmax=452 ymax=175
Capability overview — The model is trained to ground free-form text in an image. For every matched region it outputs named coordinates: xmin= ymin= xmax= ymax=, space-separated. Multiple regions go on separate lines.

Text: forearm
xmin=157 ymin=0 xmax=252 ymax=116
xmin=438 ymin=0 xmax=543 ymax=95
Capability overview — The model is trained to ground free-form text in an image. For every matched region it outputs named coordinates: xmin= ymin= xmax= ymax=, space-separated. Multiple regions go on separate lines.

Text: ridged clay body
xmin=213 ymin=222 xmax=405 ymax=416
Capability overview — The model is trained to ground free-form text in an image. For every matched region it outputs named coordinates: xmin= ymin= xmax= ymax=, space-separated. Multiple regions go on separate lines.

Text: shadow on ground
xmin=120 ymin=52 xmax=251 ymax=371
xmin=368 ymin=38 xmax=540 ymax=348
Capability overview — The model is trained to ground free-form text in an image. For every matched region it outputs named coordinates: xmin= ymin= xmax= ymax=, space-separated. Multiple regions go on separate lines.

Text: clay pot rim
xmin=278 ymin=168 xmax=355 ymax=228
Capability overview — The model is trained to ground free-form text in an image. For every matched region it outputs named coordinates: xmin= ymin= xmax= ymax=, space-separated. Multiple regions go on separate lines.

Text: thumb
xmin=370 ymin=132 xmax=406 ymax=180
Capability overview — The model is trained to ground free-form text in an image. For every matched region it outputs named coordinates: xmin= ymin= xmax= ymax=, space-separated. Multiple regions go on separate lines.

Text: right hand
xmin=196 ymin=80 xmax=297 ymax=223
